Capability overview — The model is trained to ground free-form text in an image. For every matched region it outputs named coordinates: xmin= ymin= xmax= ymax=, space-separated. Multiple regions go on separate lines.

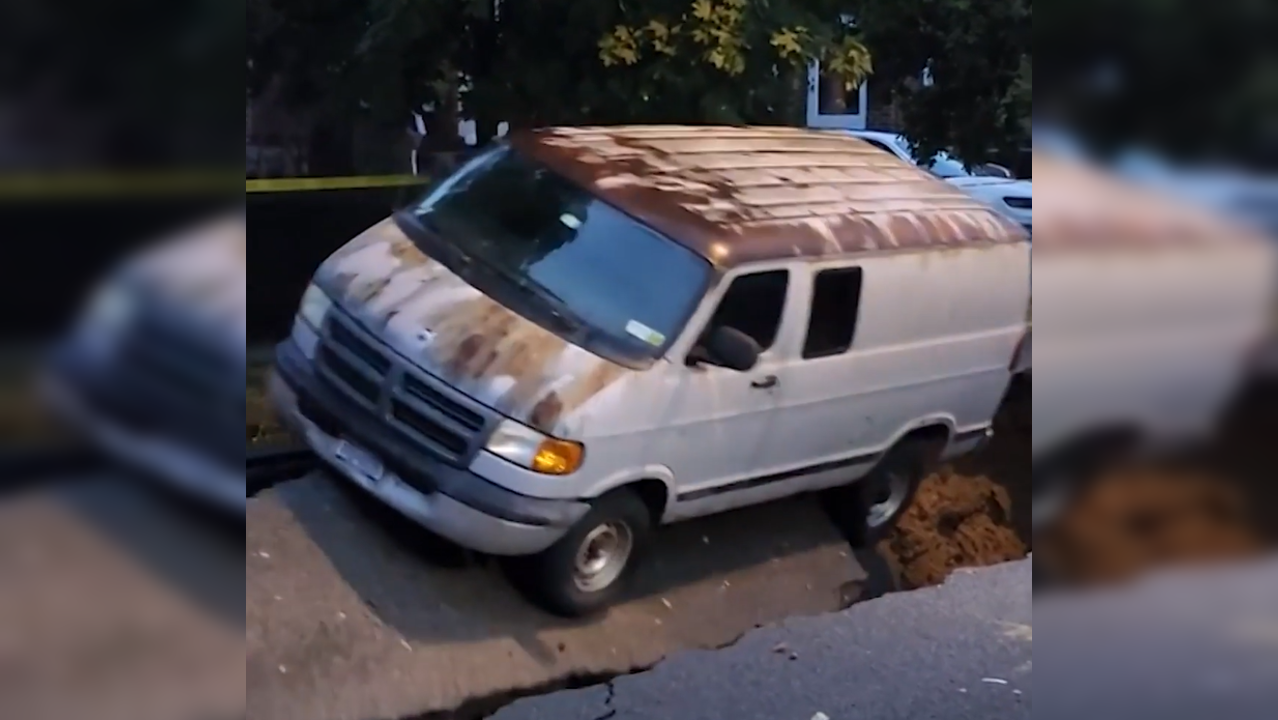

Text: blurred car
xmin=42 ymin=212 xmax=247 ymax=511
xmin=1030 ymin=152 xmax=1274 ymax=529
xmin=1032 ymin=125 xmax=1278 ymax=239
xmin=843 ymin=130 xmax=1033 ymax=232
xmin=1112 ymin=150 xmax=1278 ymax=240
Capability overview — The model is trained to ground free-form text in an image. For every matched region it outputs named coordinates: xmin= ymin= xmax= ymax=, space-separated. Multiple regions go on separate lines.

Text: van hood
xmin=313 ymin=218 xmax=633 ymax=438
xmin=117 ymin=211 xmax=247 ymax=350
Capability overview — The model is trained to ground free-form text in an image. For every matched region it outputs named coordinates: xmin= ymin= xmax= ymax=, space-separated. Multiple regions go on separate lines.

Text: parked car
xmin=1029 ymin=151 xmax=1274 ymax=528
xmin=268 ymin=126 xmax=1031 ymax=616
xmin=43 ymin=212 xmax=247 ymax=511
xmin=842 ymin=130 xmax=1033 ymax=232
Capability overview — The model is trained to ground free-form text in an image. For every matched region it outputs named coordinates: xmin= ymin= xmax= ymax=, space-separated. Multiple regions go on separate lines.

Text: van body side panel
xmin=1032 ymin=243 xmax=1274 ymax=456
xmin=756 ymin=244 xmax=1029 ymax=479
xmin=664 ymin=243 xmax=1030 ymax=522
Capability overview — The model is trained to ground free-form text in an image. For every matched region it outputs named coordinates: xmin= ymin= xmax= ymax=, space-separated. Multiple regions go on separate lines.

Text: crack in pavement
xmin=589 ymin=681 xmax=617 ymax=720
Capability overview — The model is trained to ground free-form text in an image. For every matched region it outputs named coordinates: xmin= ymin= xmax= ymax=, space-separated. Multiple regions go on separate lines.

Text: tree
xmin=1035 ymin=0 xmax=1275 ymax=167
xmin=851 ymin=0 xmax=1031 ymax=167
xmin=354 ymin=0 xmax=874 ymax=141
xmin=594 ymin=0 xmax=873 ymax=125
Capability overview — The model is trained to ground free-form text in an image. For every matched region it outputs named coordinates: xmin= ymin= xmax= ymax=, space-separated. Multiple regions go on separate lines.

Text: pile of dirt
xmin=886 ymin=471 xmax=1028 ymax=588
xmin=1034 ymin=468 xmax=1266 ymax=585
xmin=1030 ymin=377 xmax=1278 ymax=587
xmin=881 ymin=376 xmax=1033 ymax=589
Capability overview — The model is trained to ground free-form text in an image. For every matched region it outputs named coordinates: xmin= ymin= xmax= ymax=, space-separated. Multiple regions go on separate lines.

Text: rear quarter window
xmin=802 ymin=267 xmax=864 ymax=359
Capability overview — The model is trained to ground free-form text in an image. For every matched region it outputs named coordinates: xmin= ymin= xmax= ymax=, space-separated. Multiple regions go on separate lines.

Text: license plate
xmin=334 ymin=439 xmax=384 ymax=482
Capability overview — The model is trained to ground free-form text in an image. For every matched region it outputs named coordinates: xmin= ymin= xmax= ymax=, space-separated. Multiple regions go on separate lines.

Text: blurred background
xmin=0 ymin=0 xmax=1275 ymax=718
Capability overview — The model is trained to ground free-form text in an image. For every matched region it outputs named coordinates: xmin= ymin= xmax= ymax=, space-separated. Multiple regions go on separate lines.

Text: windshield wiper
xmin=465 ymin=254 xmax=587 ymax=333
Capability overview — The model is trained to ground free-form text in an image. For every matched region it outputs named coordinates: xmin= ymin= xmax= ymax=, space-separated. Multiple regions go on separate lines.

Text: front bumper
xmin=271 ymin=339 xmax=588 ymax=555
xmin=43 ymin=346 xmax=246 ymax=512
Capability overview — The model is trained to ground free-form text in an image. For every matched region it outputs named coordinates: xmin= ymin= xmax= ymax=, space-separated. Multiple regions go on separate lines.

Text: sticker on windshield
xmin=559 ymin=213 xmax=583 ymax=230
xmin=625 ymin=319 xmax=665 ymax=346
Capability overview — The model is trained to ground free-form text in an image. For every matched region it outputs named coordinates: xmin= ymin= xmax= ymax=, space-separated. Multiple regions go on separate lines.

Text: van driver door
xmin=657 ymin=267 xmax=800 ymax=518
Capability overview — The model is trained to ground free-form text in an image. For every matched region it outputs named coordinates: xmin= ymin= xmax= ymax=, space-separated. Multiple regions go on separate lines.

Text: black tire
xmin=822 ymin=440 xmax=936 ymax=547
xmin=502 ymin=487 xmax=653 ymax=618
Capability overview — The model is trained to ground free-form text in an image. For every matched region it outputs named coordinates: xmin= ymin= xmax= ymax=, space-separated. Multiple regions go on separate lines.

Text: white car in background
xmin=843 ymin=130 xmax=1033 ymax=232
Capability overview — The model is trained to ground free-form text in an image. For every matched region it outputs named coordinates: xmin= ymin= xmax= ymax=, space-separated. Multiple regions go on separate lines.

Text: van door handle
xmin=750 ymin=374 xmax=778 ymax=389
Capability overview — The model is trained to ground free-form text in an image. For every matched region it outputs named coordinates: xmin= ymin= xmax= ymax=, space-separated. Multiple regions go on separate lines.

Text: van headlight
xmin=298 ymin=283 xmax=333 ymax=330
xmin=484 ymin=419 xmax=585 ymax=475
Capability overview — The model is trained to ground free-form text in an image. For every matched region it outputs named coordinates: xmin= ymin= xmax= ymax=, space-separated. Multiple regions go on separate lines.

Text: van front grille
xmin=316 ymin=312 xmax=493 ymax=466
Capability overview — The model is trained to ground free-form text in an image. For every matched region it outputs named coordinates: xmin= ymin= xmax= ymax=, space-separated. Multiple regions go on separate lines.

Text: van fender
xmin=881 ymin=414 xmax=959 ymax=456
xmin=579 ymin=465 xmax=677 ymax=517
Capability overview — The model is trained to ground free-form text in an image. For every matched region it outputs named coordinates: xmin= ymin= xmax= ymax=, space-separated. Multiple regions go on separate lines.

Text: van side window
xmin=707 ymin=270 xmax=788 ymax=351
xmin=802 ymin=267 xmax=863 ymax=359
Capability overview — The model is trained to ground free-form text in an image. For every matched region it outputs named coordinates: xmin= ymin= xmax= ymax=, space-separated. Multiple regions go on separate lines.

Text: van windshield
xmin=402 ymin=145 xmax=712 ymax=366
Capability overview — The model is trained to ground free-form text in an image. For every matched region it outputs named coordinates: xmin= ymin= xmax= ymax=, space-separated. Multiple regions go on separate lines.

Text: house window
xmin=806 ymin=61 xmax=867 ymax=130
xmin=817 ymin=73 xmax=863 ymax=116
xmin=802 ymin=267 xmax=863 ymax=359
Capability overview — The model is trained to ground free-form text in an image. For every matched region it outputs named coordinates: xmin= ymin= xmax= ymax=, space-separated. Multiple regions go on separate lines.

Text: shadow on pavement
xmin=277 ymin=470 xmax=896 ymax=662
xmin=56 ymin=473 xmax=246 ymax=630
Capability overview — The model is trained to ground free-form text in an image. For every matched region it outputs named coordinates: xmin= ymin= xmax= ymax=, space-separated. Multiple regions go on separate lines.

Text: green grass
xmin=247 ymin=363 xmax=292 ymax=445
xmin=0 ymin=357 xmax=291 ymax=448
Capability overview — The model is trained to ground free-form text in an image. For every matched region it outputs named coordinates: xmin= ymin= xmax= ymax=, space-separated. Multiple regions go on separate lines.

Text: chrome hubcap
xmin=572 ymin=521 xmax=633 ymax=593
xmin=866 ymin=470 xmax=910 ymax=528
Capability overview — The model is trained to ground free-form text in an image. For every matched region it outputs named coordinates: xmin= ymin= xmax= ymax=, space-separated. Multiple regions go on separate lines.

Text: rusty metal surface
xmin=1032 ymin=152 xmax=1271 ymax=252
xmin=510 ymin=125 xmax=1027 ymax=268
xmin=314 ymin=218 xmax=631 ymax=438
xmin=245 ymin=471 xmax=869 ymax=720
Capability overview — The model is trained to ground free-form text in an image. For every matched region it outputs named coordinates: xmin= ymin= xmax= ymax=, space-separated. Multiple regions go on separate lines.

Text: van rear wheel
xmin=502 ymin=488 xmax=652 ymax=618
xmin=823 ymin=440 xmax=935 ymax=547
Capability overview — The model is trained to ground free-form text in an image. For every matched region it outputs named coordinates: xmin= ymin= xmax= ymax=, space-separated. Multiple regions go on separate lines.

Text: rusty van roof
xmin=1032 ymin=151 xmax=1271 ymax=251
xmin=508 ymin=125 xmax=1027 ymax=268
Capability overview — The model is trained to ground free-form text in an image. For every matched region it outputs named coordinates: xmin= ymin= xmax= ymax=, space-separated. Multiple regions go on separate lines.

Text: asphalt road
xmin=494 ymin=559 xmax=1033 ymax=720
xmin=0 ymin=474 xmax=245 ymax=720
xmin=496 ymin=554 xmax=1278 ymax=720
xmin=2 ymin=467 xmax=891 ymax=720
xmin=8 ymin=468 xmax=1275 ymax=720
xmin=246 ymin=470 xmax=891 ymax=720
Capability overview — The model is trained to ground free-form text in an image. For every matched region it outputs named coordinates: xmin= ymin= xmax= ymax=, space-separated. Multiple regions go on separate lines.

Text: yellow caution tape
xmin=0 ymin=173 xmax=430 ymax=198
xmin=245 ymin=175 xmax=430 ymax=193
xmin=0 ymin=173 xmax=241 ymax=198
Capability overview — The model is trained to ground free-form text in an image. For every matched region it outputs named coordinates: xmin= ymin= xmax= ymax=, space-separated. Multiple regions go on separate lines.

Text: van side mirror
xmin=690 ymin=326 xmax=761 ymax=371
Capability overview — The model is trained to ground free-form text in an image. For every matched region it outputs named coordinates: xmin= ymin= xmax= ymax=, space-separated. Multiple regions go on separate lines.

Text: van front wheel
xmin=502 ymin=488 xmax=652 ymax=618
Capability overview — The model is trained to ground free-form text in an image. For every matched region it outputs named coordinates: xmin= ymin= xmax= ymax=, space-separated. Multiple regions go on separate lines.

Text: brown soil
xmin=881 ymin=376 xmax=1032 ymax=588
xmin=1035 ymin=467 xmax=1266 ymax=585
xmin=1033 ymin=377 xmax=1278 ymax=586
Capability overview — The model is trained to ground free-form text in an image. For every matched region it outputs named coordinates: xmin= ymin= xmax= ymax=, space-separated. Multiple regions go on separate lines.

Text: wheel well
xmin=897 ymin=424 xmax=951 ymax=461
xmin=623 ymin=479 xmax=670 ymax=524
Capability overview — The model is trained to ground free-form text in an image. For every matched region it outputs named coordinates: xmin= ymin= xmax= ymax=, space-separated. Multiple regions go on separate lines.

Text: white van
xmin=44 ymin=212 xmax=248 ymax=510
xmin=1030 ymin=152 xmax=1275 ymax=527
xmin=268 ymin=126 xmax=1031 ymax=615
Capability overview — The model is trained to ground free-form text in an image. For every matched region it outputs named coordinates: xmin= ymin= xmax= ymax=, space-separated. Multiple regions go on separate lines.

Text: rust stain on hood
xmin=315 ymin=218 xmax=630 ymax=437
